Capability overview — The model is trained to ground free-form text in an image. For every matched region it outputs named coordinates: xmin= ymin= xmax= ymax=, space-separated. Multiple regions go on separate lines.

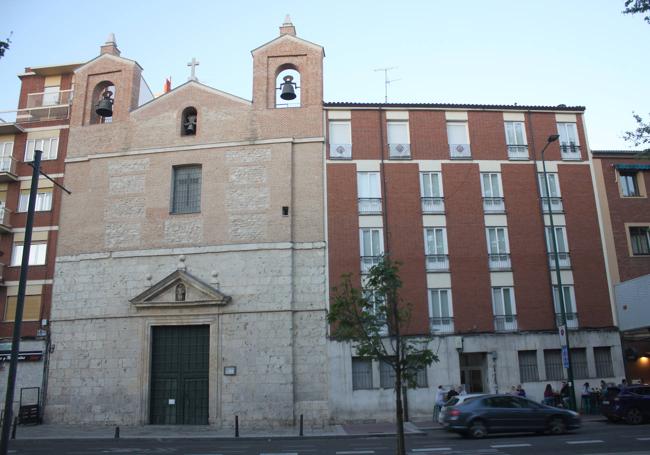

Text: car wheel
xmin=468 ymin=420 xmax=487 ymax=439
xmin=547 ymin=416 xmax=566 ymax=435
xmin=626 ymin=408 xmax=644 ymax=425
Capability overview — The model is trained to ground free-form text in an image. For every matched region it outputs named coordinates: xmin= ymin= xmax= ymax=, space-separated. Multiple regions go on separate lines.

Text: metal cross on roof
xmin=187 ymin=57 xmax=200 ymax=81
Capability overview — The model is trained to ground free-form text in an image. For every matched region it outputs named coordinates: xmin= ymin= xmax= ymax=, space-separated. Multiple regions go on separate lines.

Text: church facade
xmin=45 ymin=21 xmax=330 ymax=426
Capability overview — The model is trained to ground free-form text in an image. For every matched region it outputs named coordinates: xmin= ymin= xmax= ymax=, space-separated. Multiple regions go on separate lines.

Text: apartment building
xmin=325 ymin=105 xmax=624 ymax=420
xmin=592 ymin=149 xmax=650 ymax=383
xmin=0 ymin=62 xmax=79 ymax=417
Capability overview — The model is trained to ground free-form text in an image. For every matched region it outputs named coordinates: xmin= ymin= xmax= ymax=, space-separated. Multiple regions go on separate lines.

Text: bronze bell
xmin=95 ymin=90 xmax=114 ymax=117
xmin=280 ymin=75 xmax=297 ymax=101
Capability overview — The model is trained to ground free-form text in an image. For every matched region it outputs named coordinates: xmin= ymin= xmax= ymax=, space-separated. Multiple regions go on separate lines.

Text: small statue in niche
xmin=175 ymin=283 xmax=186 ymax=302
xmin=183 ymin=113 xmax=197 ymax=135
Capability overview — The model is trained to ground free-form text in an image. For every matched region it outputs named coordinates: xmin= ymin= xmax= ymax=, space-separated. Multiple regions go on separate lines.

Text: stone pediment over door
xmin=130 ymin=270 xmax=231 ymax=309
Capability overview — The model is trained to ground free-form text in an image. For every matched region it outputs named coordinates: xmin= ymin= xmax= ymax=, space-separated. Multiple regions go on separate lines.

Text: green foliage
xmin=0 ymin=32 xmax=12 ymax=59
xmin=328 ymin=256 xmax=437 ymax=390
xmin=623 ymin=0 xmax=650 ymax=23
xmin=623 ymin=113 xmax=650 ymax=156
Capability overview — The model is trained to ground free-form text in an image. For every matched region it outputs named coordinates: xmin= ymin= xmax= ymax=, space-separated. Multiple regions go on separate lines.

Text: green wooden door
xmin=150 ymin=325 xmax=209 ymax=424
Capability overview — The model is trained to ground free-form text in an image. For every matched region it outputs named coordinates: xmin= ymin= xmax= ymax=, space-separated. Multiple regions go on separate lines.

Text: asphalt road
xmin=6 ymin=420 xmax=650 ymax=455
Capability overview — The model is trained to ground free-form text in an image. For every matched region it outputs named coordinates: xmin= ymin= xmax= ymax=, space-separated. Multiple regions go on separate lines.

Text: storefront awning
xmin=614 ymin=164 xmax=650 ymax=171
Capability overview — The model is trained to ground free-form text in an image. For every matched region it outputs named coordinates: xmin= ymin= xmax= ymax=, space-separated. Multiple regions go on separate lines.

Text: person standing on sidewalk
xmin=433 ymin=385 xmax=446 ymax=422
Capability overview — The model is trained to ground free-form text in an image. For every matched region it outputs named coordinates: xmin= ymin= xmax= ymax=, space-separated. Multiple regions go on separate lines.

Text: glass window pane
xmin=387 ymin=122 xmax=409 ymax=143
xmin=447 ymin=123 xmax=468 ymax=143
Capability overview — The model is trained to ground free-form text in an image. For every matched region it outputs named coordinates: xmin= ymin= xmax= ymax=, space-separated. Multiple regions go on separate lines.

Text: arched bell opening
xmin=180 ymin=107 xmax=198 ymax=136
xmin=91 ymin=81 xmax=116 ymax=124
xmin=275 ymin=65 xmax=301 ymax=108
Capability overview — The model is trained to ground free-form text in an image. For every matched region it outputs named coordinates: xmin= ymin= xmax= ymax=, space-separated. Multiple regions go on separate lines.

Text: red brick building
xmin=0 ymin=61 xmax=81 ymax=415
xmin=592 ymin=150 xmax=650 ymax=383
xmin=325 ymin=104 xmax=624 ymax=419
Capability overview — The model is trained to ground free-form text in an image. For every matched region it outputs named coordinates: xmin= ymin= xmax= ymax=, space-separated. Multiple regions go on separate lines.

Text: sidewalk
xmin=11 ymin=415 xmax=606 ymax=440
xmin=11 ymin=421 xmax=426 ymax=440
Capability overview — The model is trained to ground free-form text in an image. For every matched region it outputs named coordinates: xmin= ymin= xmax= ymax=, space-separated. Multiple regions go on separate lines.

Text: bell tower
xmin=70 ymin=33 xmax=144 ymax=126
xmin=251 ymin=16 xmax=324 ymax=110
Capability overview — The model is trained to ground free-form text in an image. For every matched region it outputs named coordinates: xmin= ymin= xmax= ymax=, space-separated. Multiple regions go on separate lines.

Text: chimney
xmin=279 ymin=15 xmax=296 ymax=36
xmin=100 ymin=33 xmax=121 ymax=56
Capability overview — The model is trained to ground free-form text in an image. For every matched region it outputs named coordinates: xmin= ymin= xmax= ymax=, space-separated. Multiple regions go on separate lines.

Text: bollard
xmin=10 ymin=417 xmax=17 ymax=440
xmin=299 ymin=414 xmax=303 ymax=437
xmin=114 ymin=426 xmax=120 ymax=439
xmin=235 ymin=415 xmax=239 ymax=437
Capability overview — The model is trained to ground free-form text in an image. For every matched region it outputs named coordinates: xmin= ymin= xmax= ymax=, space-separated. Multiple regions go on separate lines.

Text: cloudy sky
xmin=1 ymin=0 xmax=648 ymax=150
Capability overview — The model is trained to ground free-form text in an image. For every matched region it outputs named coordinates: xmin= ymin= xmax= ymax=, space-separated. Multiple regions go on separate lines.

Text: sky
xmin=0 ymin=0 xmax=648 ymax=150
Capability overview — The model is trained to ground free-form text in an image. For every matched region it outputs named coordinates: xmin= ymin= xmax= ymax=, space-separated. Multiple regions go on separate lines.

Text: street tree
xmin=623 ymin=0 xmax=650 ymax=23
xmin=0 ymin=32 xmax=12 ymax=60
xmin=623 ymin=113 xmax=650 ymax=155
xmin=328 ymin=256 xmax=437 ymax=455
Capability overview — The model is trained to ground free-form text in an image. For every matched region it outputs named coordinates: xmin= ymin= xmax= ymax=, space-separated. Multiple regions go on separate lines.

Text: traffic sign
xmin=558 ymin=325 xmax=567 ymax=348
xmin=562 ymin=345 xmax=570 ymax=369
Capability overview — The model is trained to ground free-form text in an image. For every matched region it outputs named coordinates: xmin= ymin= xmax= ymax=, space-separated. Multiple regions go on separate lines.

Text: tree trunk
xmin=395 ymin=362 xmax=405 ymax=455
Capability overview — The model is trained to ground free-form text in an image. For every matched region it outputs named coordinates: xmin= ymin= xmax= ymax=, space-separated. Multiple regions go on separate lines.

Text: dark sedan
xmin=601 ymin=384 xmax=650 ymax=424
xmin=442 ymin=394 xmax=581 ymax=438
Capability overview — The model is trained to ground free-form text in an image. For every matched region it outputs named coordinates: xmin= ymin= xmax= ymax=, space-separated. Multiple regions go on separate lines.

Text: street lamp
xmin=540 ymin=134 xmax=576 ymax=411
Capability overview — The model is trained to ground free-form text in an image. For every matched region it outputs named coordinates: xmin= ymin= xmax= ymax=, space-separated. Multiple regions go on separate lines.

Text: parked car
xmin=442 ymin=394 xmax=581 ymax=438
xmin=438 ymin=393 xmax=486 ymax=424
xmin=601 ymin=384 xmax=650 ymax=425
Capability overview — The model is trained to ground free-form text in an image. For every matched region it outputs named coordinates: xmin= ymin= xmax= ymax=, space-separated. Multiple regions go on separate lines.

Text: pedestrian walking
xmin=581 ymin=382 xmax=591 ymax=414
xmin=543 ymin=383 xmax=555 ymax=406
xmin=433 ymin=385 xmax=446 ymax=422
xmin=560 ymin=381 xmax=571 ymax=408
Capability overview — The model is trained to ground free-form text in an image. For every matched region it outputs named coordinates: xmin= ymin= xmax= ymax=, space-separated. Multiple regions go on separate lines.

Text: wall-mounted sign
xmin=224 ymin=366 xmax=237 ymax=376
xmin=0 ymin=350 xmax=43 ymax=362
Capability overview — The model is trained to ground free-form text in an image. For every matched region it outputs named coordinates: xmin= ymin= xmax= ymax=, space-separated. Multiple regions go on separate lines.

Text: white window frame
xmin=545 ymin=226 xmax=569 ymax=253
xmin=357 ymin=172 xmax=381 ymax=199
xmin=557 ymin=122 xmax=579 ymax=147
xmin=387 ymin=121 xmax=411 ymax=158
xmin=11 ymin=242 xmax=47 ymax=266
xmin=0 ymin=142 xmax=13 ymax=173
xmin=446 ymin=122 xmax=470 ymax=146
xmin=486 ymin=227 xmax=509 ymax=255
xmin=481 ymin=173 xmax=503 ymax=198
xmin=553 ymin=285 xmax=578 ymax=327
xmin=492 ymin=287 xmax=517 ymax=330
xmin=420 ymin=172 xmax=443 ymax=198
xmin=504 ymin=121 xmax=527 ymax=146
xmin=329 ymin=121 xmax=352 ymax=159
xmin=25 ymin=137 xmax=59 ymax=162
xmin=42 ymin=86 xmax=60 ymax=106
xmin=538 ymin=173 xmax=561 ymax=198
xmin=428 ymin=288 xmax=454 ymax=334
xmin=424 ymin=228 xmax=447 ymax=255
xmin=18 ymin=189 xmax=53 ymax=213
xmin=360 ymin=228 xmax=384 ymax=257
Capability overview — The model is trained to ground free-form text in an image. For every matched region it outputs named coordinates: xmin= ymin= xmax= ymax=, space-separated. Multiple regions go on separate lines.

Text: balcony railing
xmin=507 ymin=144 xmax=529 ymax=160
xmin=556 ymin=312 xmax=579 ymax=329
xmin=430 ymin=317 xmax=454 ymax=334
xmin=560 ymin=143 xmax=581 ymax=160
xmin=426 ymin=254 xmax=449 ymax=272
xmin=548 ymin=252 xmax=571 ymax=269
xmin=542 ymin=197 xmax=563 ymax=213
xmin=330 ymin=143 xmax=352 ymax=160
xmin=494 ymin=315 xmax=518 ymax=332
xmin=421 ymin=197 xmax=445 ymax=214
xmin=389 ymin=143 xmax=411 ymax=159
xmin=361 ymin=255 xmax=382 ymax=274
xmin=488 ymin=253 xmax=511 ymax=270
xmin=483 ymin=197 xmax=505 ymax=213
xmin=358 ymin=198 xmax=382 ymax=214
xmin=26 ymin=89 xmax=73 ymax=109
xmin=0 ymin=205 xmax=12 ymax=234
xmin=449 ymin=143 xmax=471 ymax=159
xmin=0 ymin=157 xmax=17 ymax=182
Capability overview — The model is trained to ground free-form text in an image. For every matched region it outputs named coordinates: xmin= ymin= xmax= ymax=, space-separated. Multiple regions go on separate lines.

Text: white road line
xmin=637 ymin=437 xmax=650 ymax=441
xmin=411 ymin=449 xmax=452 ymax=452
xmin=259 ymin=453 xmax=298 ymax=455
xmin=490 ymin=444 xmax=532 ymax=448
xmin=566 ymin=439 xmax=604 ymax=444
xmin=336 ymin=451 xmax=375 ymax=454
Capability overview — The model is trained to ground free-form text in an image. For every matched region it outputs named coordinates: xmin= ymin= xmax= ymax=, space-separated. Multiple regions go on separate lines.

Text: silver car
xmin=438 ymin=393 xmax=487 ymax=423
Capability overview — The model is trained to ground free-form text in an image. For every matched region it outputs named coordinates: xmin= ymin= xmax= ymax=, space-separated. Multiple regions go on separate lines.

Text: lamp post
xmin=540 ymin=134 xmax=576 ymax=411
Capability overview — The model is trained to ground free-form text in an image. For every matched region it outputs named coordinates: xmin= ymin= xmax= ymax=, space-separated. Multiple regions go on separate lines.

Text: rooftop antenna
xmin=374 ymin=66 xmax=400 ymax=103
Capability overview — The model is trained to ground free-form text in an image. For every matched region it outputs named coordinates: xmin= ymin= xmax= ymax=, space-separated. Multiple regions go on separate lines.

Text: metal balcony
xmin=0 ymin=205 xmax=12 ymax=234
xmin=488 ymin=253 xmax=511 ymax=270
xmin=421 ymin=197 xmax=445 ymax=214
xmin=507 ymin=144 xmax=529 ymax=160
xmin=361 ymin=256 xmax=382 ymax=274
xmin=556 ymin=312 xmax=579 ymax=329
xmin=0 ymin=157 xmax=18 ymax=182
xmin=494 ymin=315 xmax=518 ymax=332
xmin=329 ymin=143 xmax=352 ymax=160
xmin=483 ymin=197 xmax=505 ymax=213
xmin=358 ymin=198 xmax=382 ymax=215
xmin=560 ymin=143 xmax=581 ymax=160
xmin=26 ymin=89 xmax=73 ymax=109
xmin=549 ymin=252 xmax=571 ymax=269
xmin=542 ymin=197 xmax=563 ymax=213
xmin=430 ymin=317 xmax=454 ymax=334
xmin=1 ymin=89 xmax=73 ymax=123
xmin=389 ymin=143 xmax=411 ymax=159
xmin=425 ymin=254 xmax=449 ymax=272
xmin=449 ymin=143 xmax=471 ymax=159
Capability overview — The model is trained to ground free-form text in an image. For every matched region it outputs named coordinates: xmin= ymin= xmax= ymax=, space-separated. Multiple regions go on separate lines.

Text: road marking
xmin=490 ymin=444 xmax=532 ymax=448
xmin=259 ymin=453 xmax=298 ymax=455
xmin=566 ymin=439 xmax=604 ymax=444
xmin=637 ymin=437 xmax=650 ymax=441
xmin=336 ymin=451 xmax=375 ymax=454
xmin=411 ymin=449 xmax=452 ymax=452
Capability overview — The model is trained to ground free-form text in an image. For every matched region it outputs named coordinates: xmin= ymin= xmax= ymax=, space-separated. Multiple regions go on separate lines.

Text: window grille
xmin=351 ymin=358 xmax=373 ymax=390
xmin=594 ymin=347 xmax=614 ymax=378
xmin=518 ymin=350 xmax=539 ymax=382
xmin=544 ymin=349 xmax=564 ymax=380
xmin=172 ymin=165 xmax=201 ymax=214
xmin=570 ymin=348 xmax=589 ymax=379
